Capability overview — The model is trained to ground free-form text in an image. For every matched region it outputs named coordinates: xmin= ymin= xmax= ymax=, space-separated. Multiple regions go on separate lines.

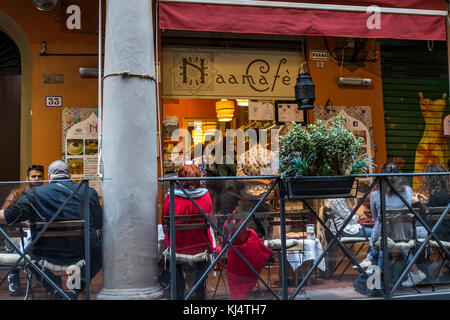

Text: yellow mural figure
xmin=413 ymin=92 xmax=449 ymax=193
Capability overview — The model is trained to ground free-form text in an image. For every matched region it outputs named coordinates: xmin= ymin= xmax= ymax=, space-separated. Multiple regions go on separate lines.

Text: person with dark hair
xmin=369 ymin=161 xmax=425 ymax=287
xmin=2 ymin=165 xmax=45 ymax=210
xmin=1 ymin=164 xmax=45 ymax=296
xmin=0 ymin=160 xmax=103 ymax=299
xmin=161 ymin=164 xmax=214 ymax=300
xmin=414 ymin=164 xmax=450 ymax=241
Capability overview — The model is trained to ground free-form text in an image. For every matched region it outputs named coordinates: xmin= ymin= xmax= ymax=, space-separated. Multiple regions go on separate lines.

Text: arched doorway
xmin=0 ymin=31 xmax=21 ymax=181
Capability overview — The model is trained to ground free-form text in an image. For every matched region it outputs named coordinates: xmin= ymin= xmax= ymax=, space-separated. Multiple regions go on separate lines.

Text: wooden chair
xmin=0 ymin=223 xmax=31 ymax=299
xmin=374 ymin=208 xmax=436 ymax=293
xmin=162 ymin=214 xmax=212 ymax=263
xmin=162 ymin=214 xmax=214 ymax=299
xmin=26 ymin=220 xmax=87 ymax=300
xmin=413 ymin=206 xmax=450 ymax=282
xmin=323 ymin=209 xmax=370 ymax=281
xmin=0 ymin=220 xmax=88 ymax=300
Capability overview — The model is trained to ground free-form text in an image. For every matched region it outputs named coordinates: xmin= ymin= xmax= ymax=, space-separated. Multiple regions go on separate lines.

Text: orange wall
xmin=163 ymin=99 xmax=218 ymax=128
xmin=306 ymin=36 xmax=387 ymax=169
xmin=1 ymin=0 xmax=101 ymax=175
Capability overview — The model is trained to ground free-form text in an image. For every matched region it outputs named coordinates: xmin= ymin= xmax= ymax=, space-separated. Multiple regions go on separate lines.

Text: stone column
xmin=97 ymin=0 xmax=163 ymax=300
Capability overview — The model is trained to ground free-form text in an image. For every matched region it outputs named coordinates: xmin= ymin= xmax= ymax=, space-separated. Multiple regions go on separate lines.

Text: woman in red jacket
xmin=162 ymin=164 xmax=213 ymax=299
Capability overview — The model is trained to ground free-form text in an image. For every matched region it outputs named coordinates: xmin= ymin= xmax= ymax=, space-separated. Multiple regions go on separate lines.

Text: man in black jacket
xmin=0 ymin=160 xmax=103 ymax=299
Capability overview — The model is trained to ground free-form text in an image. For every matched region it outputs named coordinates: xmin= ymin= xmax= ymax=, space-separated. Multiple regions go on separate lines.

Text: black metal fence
xmin=0 ymin=178 xmax=98 ymax=300
xmin=159 ymin=172 xmax=450 ymax=300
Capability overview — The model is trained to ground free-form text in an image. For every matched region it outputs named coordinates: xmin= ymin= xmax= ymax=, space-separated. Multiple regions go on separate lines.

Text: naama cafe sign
xmin=162 ymin=47 xmax=304 ymax=100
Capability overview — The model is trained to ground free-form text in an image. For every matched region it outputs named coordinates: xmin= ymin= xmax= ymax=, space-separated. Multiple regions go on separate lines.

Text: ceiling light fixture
xmin=32 ymin=0 xmax=60 ymax=11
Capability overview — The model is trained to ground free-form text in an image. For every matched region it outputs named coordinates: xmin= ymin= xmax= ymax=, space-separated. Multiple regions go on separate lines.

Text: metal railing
xmin=159 ymin=172 xmax=450 ymax=300
xmin=0 ymin=178 xmax=100 ymax=300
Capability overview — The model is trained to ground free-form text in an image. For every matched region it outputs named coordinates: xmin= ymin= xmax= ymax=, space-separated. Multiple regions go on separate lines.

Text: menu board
xmin=62 ymin=108 xmax=101 ymax=196
xmin=276 ymin=101 xmax=306 ymax=124
xmin=248 ymin=100 xmax=275 ymax=121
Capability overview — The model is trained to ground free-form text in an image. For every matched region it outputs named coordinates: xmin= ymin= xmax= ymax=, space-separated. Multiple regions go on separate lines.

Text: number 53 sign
xmin=46 ymin=96 xmax=63 ymax=107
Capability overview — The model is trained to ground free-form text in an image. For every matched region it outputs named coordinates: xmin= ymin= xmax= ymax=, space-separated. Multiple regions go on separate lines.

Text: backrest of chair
xmin=384 ymin=208 xmax=416 ymax=223
xmin=0 ymin=224 xmax=25 ymax=253
xmin=227 ymin=211 xmax=309 ymax=239
xmin=3 ymin=224 xmax=24 ymax=239
xmin=385 ymin=207 xmax=450 ymax=222
xmin=31 ymin=220 xmax=85 ymax=238
xmin=162 ymin=214 xmax=210 ymax=232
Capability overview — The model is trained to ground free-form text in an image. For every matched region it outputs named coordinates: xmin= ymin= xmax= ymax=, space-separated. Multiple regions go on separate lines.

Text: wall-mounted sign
xmin=46 ymin=96 xmax=63 ymax=107
xmin=248 ymin=100 xmax=275 ymax=121
xmin=43 ymin=74 xmax=64 ymax=84
xmin=62 ymin=108 xmax=101 ymax=196
xmin=275 ymin=100 xmax=305 ymax=124
xmin=162 ymin=47 xmax=303 ymax=99
xmin=310 ymin=50 xmax=329 ymax=61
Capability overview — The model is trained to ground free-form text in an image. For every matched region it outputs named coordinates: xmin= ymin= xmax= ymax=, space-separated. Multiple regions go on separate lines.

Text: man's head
xmin=48 ymin=160 xmax=71 ymax=181
xmin=26 ymin=165 xmax=44 ymax=187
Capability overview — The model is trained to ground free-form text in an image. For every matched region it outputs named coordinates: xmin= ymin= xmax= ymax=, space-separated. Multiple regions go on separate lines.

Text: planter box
xmin=282 ymin=175 xmax=358 ymax=200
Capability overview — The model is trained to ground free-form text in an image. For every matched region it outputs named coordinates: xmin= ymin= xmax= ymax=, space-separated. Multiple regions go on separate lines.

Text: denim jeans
xmin=176 ymin=260 xmax=209 ymax=300
xmin=341 ymin=226 xmax=373 ymax=238
xmin=375 ymin=249 xmax=413 ymax=273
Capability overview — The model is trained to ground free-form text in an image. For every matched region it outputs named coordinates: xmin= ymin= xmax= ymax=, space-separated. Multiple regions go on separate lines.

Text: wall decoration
xmin=315 ymin=105 xmax=374 ymax=172
xmin=276 ymin=100 xmax=306 ymax=124
xmin=62 ymin=107 xmax=101 ymax=196
xmin=248 ymin=100 xmax=275 ymax=121
xmin=412 ymin=93 xmax=450 ymax=192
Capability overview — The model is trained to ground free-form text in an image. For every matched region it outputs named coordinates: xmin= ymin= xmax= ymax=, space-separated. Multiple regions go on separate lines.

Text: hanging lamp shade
xmin=192 ymin=129 xmax=204 ymax=144
xmin=216 ymin=100 xmax=235 ymax=122
xmin=236 ymin=99 xmax=249 ymax=107
xmin=192 ymin=121 xmax=204 ymax=145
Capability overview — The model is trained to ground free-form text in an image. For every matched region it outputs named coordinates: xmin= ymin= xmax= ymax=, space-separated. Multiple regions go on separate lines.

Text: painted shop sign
xmin=162 ymin=47 xmax=303 ymax=99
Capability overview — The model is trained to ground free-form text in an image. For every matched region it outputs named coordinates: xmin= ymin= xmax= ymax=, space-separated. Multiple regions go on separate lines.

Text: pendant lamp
xmin=294 ymin=62 xmax=315 ymax=110
xmin=216 ymin=100 xmax=235 ymax=122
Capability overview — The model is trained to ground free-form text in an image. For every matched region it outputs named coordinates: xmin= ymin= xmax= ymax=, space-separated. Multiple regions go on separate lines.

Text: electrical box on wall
xmin=338 ymin=76 xmax=372 ymax=87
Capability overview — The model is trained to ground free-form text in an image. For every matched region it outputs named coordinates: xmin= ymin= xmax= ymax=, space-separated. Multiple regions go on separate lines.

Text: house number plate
xmin=46 ymin=96 xmax=63 ymax=107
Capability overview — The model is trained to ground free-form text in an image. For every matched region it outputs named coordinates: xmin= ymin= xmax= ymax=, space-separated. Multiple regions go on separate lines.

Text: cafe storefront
xmin=0 ymin=0 xmax=449 ymax=301
xmin=156 ymin=0 xmax=450 ymax=301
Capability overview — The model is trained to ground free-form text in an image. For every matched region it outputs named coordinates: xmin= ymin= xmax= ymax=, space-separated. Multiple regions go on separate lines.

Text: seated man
xmin=0 ymin=160 xmax=102 ymax=299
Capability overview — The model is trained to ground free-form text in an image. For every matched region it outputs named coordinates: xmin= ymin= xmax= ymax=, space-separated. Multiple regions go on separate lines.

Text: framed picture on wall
xmin=275 ymin=100 xmax=306 ymax=125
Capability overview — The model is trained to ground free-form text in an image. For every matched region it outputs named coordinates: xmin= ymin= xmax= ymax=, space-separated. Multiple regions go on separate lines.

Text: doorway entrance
xmin=0 ymin=31 xmax=21 ymax=181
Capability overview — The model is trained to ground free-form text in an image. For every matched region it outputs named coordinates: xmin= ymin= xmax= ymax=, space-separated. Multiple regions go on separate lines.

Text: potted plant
xmin=279 ymin=116 xmax=374 ymax=199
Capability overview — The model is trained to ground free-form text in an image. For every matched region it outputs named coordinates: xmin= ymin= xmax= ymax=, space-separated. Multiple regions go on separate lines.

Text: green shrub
xmin=280 ymin=116 xmax=373 ymax=178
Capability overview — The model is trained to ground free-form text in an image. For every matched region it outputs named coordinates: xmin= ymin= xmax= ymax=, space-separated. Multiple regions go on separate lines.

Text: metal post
xmin=83 ymin=180 xmax=91 ymax=300
xmin=380 ymin=177 xmax=390 ymax=299
xmin=279 ymin=193 xmax=288 ymax=300
xmin=169 ymin=181 xmax=177 ymax=300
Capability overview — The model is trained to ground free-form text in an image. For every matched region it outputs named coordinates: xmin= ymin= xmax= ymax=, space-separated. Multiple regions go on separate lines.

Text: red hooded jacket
xmin=162 ymin=191 xmax=213 ymax=255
